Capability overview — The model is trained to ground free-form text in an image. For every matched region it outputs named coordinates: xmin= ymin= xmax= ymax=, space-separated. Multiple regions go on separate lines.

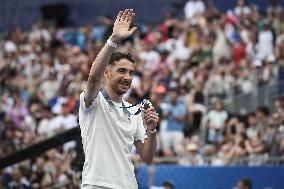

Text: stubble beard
xmin=110 ymin=78 xmax=130 ymax=96
xmin=111 ymin=82 xmax=125 ymax=95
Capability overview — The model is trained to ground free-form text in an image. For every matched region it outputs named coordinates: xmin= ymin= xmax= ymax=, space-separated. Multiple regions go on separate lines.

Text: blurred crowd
xmin=1 ymin=0 xmax=284 ymax=188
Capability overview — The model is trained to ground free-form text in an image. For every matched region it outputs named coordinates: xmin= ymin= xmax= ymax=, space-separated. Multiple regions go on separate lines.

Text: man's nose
xmin=123 ymin=72 xmax=132 ymax=80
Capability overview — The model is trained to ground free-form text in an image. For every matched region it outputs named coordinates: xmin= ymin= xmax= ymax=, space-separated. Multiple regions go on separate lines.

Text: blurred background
xmin=1 ymin=0 xmax=284 ymax=189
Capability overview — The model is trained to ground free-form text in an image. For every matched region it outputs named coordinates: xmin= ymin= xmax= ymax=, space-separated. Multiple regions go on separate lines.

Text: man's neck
xmin=105 ymin=85 xmax=122 ymax=103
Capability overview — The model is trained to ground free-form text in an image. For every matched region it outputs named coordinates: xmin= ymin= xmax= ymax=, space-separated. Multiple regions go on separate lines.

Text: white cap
xmin=4 ymin=41 xmax=17 ymax=53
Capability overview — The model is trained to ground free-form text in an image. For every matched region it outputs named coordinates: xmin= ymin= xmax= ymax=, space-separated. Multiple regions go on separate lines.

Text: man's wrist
xmin=107 ymin=39 xmax=118 ymax=48
xmin=146 ymin=129 xmax=157 ymax=135
xmin=109 ymin=35 xmax=120 ymax=44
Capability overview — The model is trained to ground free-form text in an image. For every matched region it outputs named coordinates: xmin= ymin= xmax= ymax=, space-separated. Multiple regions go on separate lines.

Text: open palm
xmin=111 ymin=9 xmax=137 ymax=42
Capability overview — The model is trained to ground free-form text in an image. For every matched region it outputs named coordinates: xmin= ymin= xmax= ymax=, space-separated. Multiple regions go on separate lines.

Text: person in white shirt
xmin=163 ymin=28 xmax=190 ymax=62
xmin=233 ymin=0 xmax=251 ymax=16
xmin=206 ymin=99 xmax=228 ymax=143
xmin=50 ymin=102 xmax=78 ymax=134
xmin=37 ymin=106 xmax=54 ymax=137
xmin=256 ymin=23 xmax=274 ymax=60
xmin=184 ymin=0 xmax=205 ymax=24
xmin=139 ymin=42 xmax=160 ymax=72
xmin=37 ymin=71 xmax=60 ymax=104
xmin=79 ymin=9 xmax=159 ymax=189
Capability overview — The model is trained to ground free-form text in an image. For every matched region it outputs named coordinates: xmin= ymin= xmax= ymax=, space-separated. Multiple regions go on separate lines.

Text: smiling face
xmin=105 ymin=58 xmax=134 ymax=95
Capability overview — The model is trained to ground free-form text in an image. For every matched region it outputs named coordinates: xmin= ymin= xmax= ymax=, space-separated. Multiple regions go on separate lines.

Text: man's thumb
xmin=129 ymin=27 xmax=137 ymax=34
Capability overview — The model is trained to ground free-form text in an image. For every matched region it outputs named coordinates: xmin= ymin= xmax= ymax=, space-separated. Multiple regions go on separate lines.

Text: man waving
xmin=79 ymin=9 xmax=159 ymax=189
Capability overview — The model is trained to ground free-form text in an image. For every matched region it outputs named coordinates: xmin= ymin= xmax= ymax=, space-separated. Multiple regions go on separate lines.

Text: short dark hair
xmin=239 ymin=178 xmax=252 ymax=189
xmin=256 ymin=106 xmax=270 ymax=117
xmin=247 ymin=112 xmax=256 ymax=118
xmin=108 ymin=52 xmax=135 ymax=66
xmin=163 ymin=180 xmax=174 ymax=189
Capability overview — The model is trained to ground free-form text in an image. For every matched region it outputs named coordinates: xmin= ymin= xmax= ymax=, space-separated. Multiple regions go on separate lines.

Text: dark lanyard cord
xmin=101 ymin=89 xmax=142 ymax=116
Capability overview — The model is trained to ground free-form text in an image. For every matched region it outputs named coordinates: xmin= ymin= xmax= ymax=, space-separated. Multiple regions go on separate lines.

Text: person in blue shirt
xmin=161 ymin=89 xmax=187 ymax=156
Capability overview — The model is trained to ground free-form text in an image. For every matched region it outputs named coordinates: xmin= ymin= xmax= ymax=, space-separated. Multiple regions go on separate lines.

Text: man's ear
xmin=104 ymin=66 xmax=110 ymax=77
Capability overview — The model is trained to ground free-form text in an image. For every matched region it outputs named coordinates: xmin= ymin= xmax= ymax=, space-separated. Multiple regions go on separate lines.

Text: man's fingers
xmin=145 ymin=112 xmax=159 ymax=118
xmin=146 ymin=116 xmax=159 ymax=125
xmin=145 ymin=113 xmax=159 ymax=119
xmin=145 ymin=107 xmax=155 ymax=112
xmin=147 ymin=118 xmax=156 ymax=124
xmin=115 ymin=9 xmax=135 ymax=23
xmin=121 ymin=9 xmax=130 ymax=21
xmin=144 ymin=107 xmax=157 ymax=115
xmin=116 ymin=11 xmax=123 ymax=22
xmin=128 ymin=12 xmax=135 ymax=23
xmin=125 ymin=9 xmax=134 ymax=22
xmin=144 ymin=112 xmax=159 ymax=119
xmin=144 ymin=110 xmax=155 ymax=117
xmin=146 ymin=117 xmax=159 ymax=123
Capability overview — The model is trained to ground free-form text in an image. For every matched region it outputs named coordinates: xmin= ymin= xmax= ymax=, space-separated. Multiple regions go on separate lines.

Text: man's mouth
xmin=119 ymin=82 xmax=130 ymax=88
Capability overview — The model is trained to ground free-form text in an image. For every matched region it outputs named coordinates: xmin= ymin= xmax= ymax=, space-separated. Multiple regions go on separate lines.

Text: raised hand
xmin=110 ymin=9 xmax=137 ymax=43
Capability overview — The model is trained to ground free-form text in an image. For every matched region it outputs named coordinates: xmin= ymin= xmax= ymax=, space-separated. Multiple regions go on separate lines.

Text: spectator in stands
xmin=163 ymin=181 xmax=175 ymax=189
xmin=161 ymin=89 xmax=187 ymax=156
xmin=233 ymin=178 xmax=252 ymax=189
xmin=162 ymin=27 xmax=190 ymax=62
xmin=186 ymin=82 xmax=207 ymax=135
xmin=233 ymin=0 xmax=251 ymax=17
xmin=8 ymin=92 xmax=29 ymax=129
xmin=6 ymin=166 xmax=32 ymax=189
xmin=0 ymin=122 xmax=17 ymax=158
xmin=212 ymin=17 xmax=232 ymax=65
xmin=37 ymin=106 xmax=54 ymax=138
xmin=37 ymin=70 xmax=60 ymax=105
xmin=231 ymin=36 xmax=246 ymax=64
xmin=262 ymin=55 xmax=278 ymax=85
xmin=29 ymin=157 xmax=52 ymax=188
xmin=68 ymin=46 xmax=88 ymax=74
xmin=267 ymin=0 xmax=283 ymax=16
xmin=256 ymin=22 xmax=274 ymax=61
xmin=246 ymin=113 xmax=260 ymax=140
xmin=205 ymin=99 xmax=228 ymax=144
xmin=139 ymin=40 xmax=160 ymax=72
xmin=179 ymin=142 xmax=203 ymax=166
xmin=245 ymin=131 xmax=268 ymax=165
xmin=150 ymin=180 xmax=175 ymax=189
xmin=256 ymin=106 xmax=270 ymax=135
xmin=49 ymin=102 xmax=78 ymax=135
xmin=276 ymin=96 xmax=284 ymax=120
xmin=263 ymin=112 xmax=284 ymax=156
xmin=184 ymin=0 xmax=205 ymax=24
xmin=204 ymin=67 xmax=234 ymax=101
xmin=225 ymin=129 xmax=247 ymax=164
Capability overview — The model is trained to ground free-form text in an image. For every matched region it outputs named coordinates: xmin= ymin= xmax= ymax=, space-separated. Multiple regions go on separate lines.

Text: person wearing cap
xmin=179 ymin=142 xmax=203 ymax=166
xmin=79 ymin=9 xmax=159 ymax=189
